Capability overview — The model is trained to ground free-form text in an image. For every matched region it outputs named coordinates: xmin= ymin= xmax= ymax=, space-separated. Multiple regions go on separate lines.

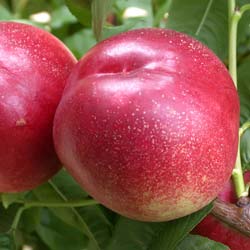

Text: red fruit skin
xmin=53 ymin=28 xmax=239 ymax=221
xmin=0 ymin=22 xmax=76 ymax=192
xmin=193 ymin=173 xmax=250 ymax=250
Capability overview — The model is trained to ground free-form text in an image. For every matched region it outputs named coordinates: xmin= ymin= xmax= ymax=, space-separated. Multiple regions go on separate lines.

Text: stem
xmin=232 ymin=147 xmax=246 ymax=197
xmin=240 ymin=4 xmax=250 ymax=16
xmin=228 ymin=0 xmax=246 ymax=198
xmin=228 ymin=6 xmax=241 ymax=85
xmin=228 ymin=0 xmax=235 ymax=26
xmin=11 ymin=207 xmax=26 ymax=232
xmin=239 ymin=121 xmax=250 ymax=138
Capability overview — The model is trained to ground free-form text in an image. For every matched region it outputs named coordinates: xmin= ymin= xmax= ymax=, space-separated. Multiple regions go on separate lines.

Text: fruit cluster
xmin=0 ymin=21 xmax=242 ymax=248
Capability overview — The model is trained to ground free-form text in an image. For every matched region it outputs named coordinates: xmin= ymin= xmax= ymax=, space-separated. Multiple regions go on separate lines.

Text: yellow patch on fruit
xmin=144 ymin=191 xmax=206 ymax=221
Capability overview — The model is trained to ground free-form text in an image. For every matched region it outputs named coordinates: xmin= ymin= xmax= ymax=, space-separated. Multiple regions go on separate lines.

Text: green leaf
xmin=9 ymin=19 xmax=49 ymax=30
xmin=148 ymin=204 xmax=213 ymax=250
xmin=32 ymin=172 xmax=114 ymax=250
xmin=32 ymin=182 xmax=91 ymax=233
xmin=36 ymin=208 xmax=88 ymax=250
xmin=50 ymin=5 xmax=77 ymax=29
xmin=14 ymin=230 xmax=50 ymax=250
xmin=238 ymin=57 xmax=250 ymax=170
xmin=153 ymin=0 xmax=172 ymax=27
xmin=105 ymin=216 xmax=163 ymax=250
xmin=52 ymin=170 xmax=114 ymax=249
xmin=238 ymin=56 xmax=250 ymax=124
xmin=32 ymin=183 xmax=100 ymax=250
xmin=105 ymin=204 xmax=212 ymax=250
xmin=241 ymin=129 xmax=250 ymax=171
xmin=166 ymin=0 xmax=228 ymax=60
xmin=0 ymin=5 xmax=12 ymax=20
xmin=176 ymin=234 xmax=230 ymax=250
xmin=102 ymin=19 xmax=143 ymax=40
xmin=1 ymin=192 xmax=27 ymax=209
xmin=0 ymin=203 xmax=21 ymax=233
xmin=16 ymin=0 xmax=50 ymax=18
xmin=115 ymin=0 xmax=154 ymax=29
xmin=0 ymin=233 xmax=15 ymax=250
xmin=76 ymin=205 xmax=114 ymax=249
xmin=64 ymin=28 xmax=96 ymax=59
xmin=51 ymin=169 xmax=89 ymax=200
xmin=237 ymin=0 xmax=250 ymax=44
xmin=92 ymin=0 xmax=112 ymax=41
xmin=65 ymin=0 xmax=92 ymax=27
xmin=19 ymin=208 xmax=42 ymax=233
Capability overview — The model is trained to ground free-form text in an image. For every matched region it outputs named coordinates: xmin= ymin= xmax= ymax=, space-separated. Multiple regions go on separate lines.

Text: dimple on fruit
xmin=0 ymin=21 xmax=76 ymax=192
xmin=53 ymin=28 xmax=239 ymax=221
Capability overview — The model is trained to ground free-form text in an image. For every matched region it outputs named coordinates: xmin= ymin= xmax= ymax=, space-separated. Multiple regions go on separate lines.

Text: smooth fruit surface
xmin=0 ymin=22 xmax=76 ymax=192
xmin=54 ymin=28 xmax=239 ymax=221
xmin=193 ymin=172 xmax=250 ymax=250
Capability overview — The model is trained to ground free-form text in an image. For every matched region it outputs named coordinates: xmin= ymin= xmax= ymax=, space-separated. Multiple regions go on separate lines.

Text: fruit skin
xmin=193 ymin=172 xmax=250 ymax=250
xmin=0 ymin=22 xmax=76 ymax=192
xmin=53 ymin=28 xmax=239 ymax=221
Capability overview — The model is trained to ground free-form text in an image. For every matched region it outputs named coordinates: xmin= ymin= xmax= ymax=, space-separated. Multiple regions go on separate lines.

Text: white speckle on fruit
xmin=202 ymin=176 xmax=207 ymax=183
xmin=15 ymin=118 xmax=26 ymax=126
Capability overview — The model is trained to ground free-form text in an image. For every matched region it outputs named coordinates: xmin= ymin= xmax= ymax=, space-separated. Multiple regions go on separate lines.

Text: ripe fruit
xmin=0 ymin=22 xmax=76 ymax=192
xmin=193 ymin=172 xmax=250 ymax=250
xmin=53 ymin=28 xmax=239 ymax=221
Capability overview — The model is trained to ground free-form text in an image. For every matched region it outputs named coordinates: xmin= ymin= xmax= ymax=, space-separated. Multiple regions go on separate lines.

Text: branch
xmin=212 ymin=197 xmax=250 ymax=237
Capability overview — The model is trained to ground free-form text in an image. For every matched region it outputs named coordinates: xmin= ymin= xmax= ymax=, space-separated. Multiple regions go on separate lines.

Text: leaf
xmin=241 ymin=129 xmax=250 ymax=171
xmin=0 ymin=233 xmax=15 ymax=250
xmin=0 ymin=203 xmax=21 ymax=233
xmin=1 ymin=192 xmax=27 ymax=209
xmin=115 ymin=0 xmax=154 ymax=28
xmin=50 ymin=5 xmax=77 ymax=29
xmin=239 ymin=56 xmax=250 ymax=123
xmin=65 ymin=0 xmax=92 ymax=27
xmin=51 ymin=169 xmax=88 ymax=200
xmin=16 ymin=0 xmax=50 ymax=17
xmin=52 ymin=170 xmax=114 ymax=249
xmin=32 ymin=183 xmax=91 ymax=234
xmin=32 ymin=170 xmax=114 ymax=250
xmin=237 ymin=0 xmax=250 ymax=44
xmin=153 ymin=0 xmax=172 ymax=27
xmin=102 ymin=19 xmax=143 ymax=40
xmin=100 ymin=0 xmax=155 ymax=40
xmin=148 ymin=203 xmax=213 ymax=250
xmin=64 ymin=28 xmax=96 ymax=59
xmin=32 ymin=183 xmax=100 ymax=250
xmin=0 ymin=5 xmax=12 ymax=20
xmin=105 ymin=204 xmax=212 ymax=250
xmin=76 ymin=205 xmax=114 ymax=249
xmin=19 ymin=208 xmax=42 ymax=233
xmin=238 ymin=57 xmax=250 ymax=170
xmin=36 ymin=208 xmax=88 ymax=250
xmin=9 ymin=19 xmax=49 ymax=30
xmin=105 ymin=217 xmax=163 ymax=250
xmin=92 ymin=0 xmax=112 ymax=41
xmin=165 ymin=0 xmax=228 ymax=60
xmin=176 ymin=234 xmax=230 ymax=250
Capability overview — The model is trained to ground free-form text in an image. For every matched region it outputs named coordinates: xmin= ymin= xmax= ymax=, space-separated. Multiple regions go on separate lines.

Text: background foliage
xmin=0 ymin=0 xmax=250 ymax=249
